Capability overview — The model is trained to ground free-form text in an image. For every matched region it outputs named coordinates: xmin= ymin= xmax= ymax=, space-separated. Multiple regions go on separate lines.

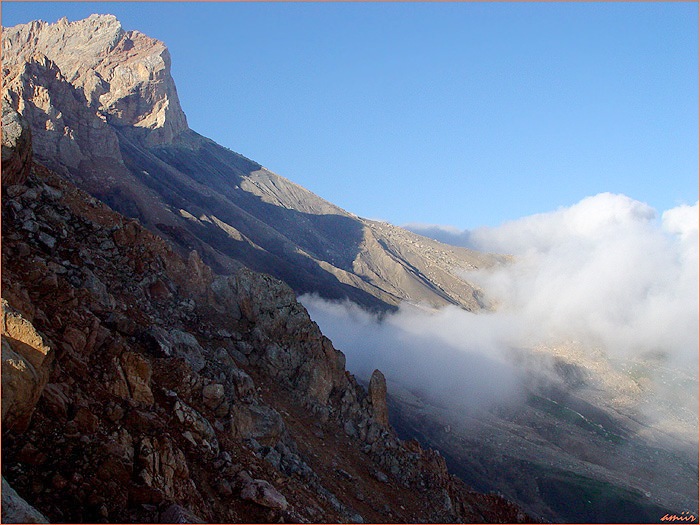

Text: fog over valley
xmin=302 ymin=193 xmax=699 ymax=520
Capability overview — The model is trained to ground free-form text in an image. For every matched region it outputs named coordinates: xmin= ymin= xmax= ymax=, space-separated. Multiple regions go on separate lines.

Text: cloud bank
xmin=464 ymin=193 xmax=699 ymax=365
xmin=302 ymin=193 xmax=698 ymax=419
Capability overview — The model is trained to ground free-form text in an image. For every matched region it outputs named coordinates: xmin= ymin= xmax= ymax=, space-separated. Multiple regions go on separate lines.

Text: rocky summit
xmin=1 ymin=15 xmax=532 ymax=524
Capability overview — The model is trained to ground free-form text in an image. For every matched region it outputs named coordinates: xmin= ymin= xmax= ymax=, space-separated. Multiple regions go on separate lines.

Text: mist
xmin=301 ymin=193 xmax=698 ymax=430
xmin=300 ymin=296 xmax=526 ymax=410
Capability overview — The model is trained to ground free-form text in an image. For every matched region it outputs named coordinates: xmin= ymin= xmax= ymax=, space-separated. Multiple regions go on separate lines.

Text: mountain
xmin=2 ymin=14 xmax=502 ymax=314
xmin=3 ymin=14 xmax=697 ymax=525
xmin=1 ymin=14 xmax=536 ymax=524
xmin=1 ymin=84 xmax=530 ymax=522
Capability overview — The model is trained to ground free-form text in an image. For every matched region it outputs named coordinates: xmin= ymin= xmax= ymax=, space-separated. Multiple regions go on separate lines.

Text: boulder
xmin=229 ymin=404 xmax=286 ymax=447
xmin=239 ymin=474 xmax=289 ymax=511
xmin=202 ymin=383 xmax=225 ymax=410
xmin=1 ymin=300 xmax=53 ymax=431
xmin=173 ymin=399 xmax=218 ymax=454
xmin=135 ymin=436 xmax=189 ymax=498
xmin=144 ymin=326 xmax=207 ymax=373
xmin=228 ymin=366 xmax=255 ymax=400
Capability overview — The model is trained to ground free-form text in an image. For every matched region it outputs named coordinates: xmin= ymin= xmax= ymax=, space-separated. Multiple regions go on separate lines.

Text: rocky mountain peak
xmin=2 ymin=14 xmax=187 ymax=146
xmin=3 ymin=14 xmax=502 ymax=313
xmin=2 ymin=15 xmax=124 ymax=80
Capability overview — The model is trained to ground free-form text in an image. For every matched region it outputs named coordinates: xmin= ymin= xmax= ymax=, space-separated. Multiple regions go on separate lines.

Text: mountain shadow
xmin=110 ymin=129 xmax=394 ymax=312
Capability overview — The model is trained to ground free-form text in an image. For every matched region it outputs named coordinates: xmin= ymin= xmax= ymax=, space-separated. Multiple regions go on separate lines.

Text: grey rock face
xmin=1 ymin=99 xmax=33 ymax=186
xmin=3 ymin=53 xmax=127 ymax=185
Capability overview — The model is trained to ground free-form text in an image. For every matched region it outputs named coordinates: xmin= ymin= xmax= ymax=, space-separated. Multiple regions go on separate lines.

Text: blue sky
xmin=3 ymin=2 xmax=698 ymax=229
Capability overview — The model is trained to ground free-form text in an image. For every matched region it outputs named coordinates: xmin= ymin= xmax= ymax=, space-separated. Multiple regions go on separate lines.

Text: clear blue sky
xmin=3 ymin=2 xmax=698 ymax=229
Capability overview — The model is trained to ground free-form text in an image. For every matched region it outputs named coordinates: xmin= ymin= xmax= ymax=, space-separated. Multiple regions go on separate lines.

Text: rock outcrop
xmin=369 ymin=369 xmax=390 ymax=428
xmin=1 ymin=99 xmax=32 ymax=185
xmin=1 ymin=300 xmax=53 ymax=433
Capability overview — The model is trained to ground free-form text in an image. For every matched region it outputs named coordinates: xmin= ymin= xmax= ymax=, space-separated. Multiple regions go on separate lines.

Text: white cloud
xmin=662 ymin=202 xmax=699 ymax=242
xmin=465 ymin=194 xmax=698 ymax=365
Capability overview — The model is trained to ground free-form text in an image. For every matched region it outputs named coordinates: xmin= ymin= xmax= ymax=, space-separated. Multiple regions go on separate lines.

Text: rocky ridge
xmin=2 ymin=14 xmax=504 ymax=313
xmin=1 ymin=111 xmax=530 ymax=522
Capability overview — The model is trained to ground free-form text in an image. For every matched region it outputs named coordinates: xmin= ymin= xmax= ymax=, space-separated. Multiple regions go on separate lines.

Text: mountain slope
xmin=2 ymin=14 xmax=503 ymax=313
xmin=1 ymin=100 xmax=531 ymax=523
